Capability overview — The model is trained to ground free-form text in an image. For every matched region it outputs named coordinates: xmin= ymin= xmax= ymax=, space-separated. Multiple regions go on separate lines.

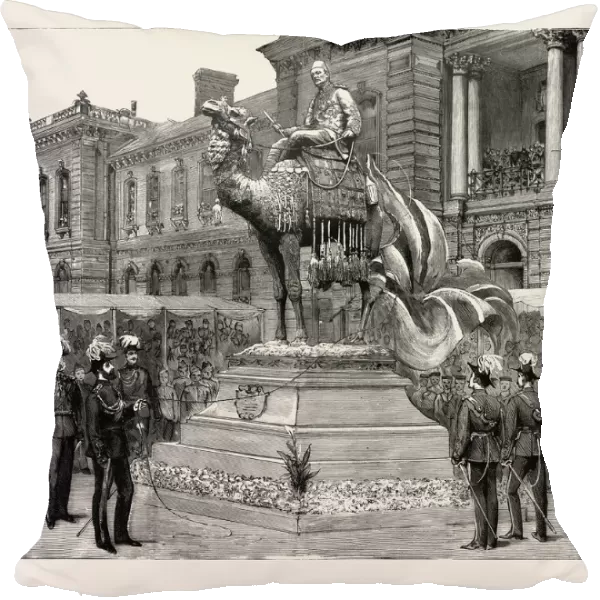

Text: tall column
xmin=466 ymin=55 xmax=490 ymax=175
xmin=446 ymin=53 xmax=470 ymax=202
xmin=533 ymin=29 xmax=569 ymax=184
xmin=573 ymin=29 xmax=588 ymax=72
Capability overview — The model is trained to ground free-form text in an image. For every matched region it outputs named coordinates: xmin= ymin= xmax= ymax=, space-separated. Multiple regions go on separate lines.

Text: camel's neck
xmin=213 ymin=154 xmax=270 ymax=229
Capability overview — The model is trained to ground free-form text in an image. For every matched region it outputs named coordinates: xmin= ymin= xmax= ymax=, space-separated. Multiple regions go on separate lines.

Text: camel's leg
xmin=365 ymin=203 xmax=384 ymax=259
xmin=346 ymin=281 xmax=374 ymax=344
xmin=279 ymin=233 xmax=308 ymax=344
xmin=257 ymin=235 xmax=288 ymax=342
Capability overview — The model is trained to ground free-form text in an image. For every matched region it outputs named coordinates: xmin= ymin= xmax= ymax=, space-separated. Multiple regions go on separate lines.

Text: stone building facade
xmin=33 ymin=29 xmax=587 ymax=344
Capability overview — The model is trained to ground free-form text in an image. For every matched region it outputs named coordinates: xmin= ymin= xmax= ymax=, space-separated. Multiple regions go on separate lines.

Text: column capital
xmin=446 ymin=53 xmax=470 ymax=75
xmin=532 ymin=28 xmax=570 ymax=51
xmin=572 ymin=28 xmax=589 ymax=43
xmin=466 ymin=54 xmax=491 ymax=79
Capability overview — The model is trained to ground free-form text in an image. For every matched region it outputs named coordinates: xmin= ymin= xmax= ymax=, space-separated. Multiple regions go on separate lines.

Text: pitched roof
xmin=111 ymin=88 xmax=277 ymax=158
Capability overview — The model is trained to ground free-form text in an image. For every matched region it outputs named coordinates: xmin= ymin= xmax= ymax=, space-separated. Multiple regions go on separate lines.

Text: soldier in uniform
xmin=498 ymin=375 xmax=513 ymax=409
xmin=263 ymin=60 xmax=362 ymax=172
xmin=118 ymin=335 xmax=158 ymax=458
xmin=73 ymin=363 xmax=94 ymax=474
xmin=451 ymin=355 xmax=504 ymax=550
xmin=46 ymin=338 xmax=82 ymax=530
xmin=85 ymin=335 xmax=144 ymax=553
xmin=500 ymin=357 xmax=548 ymax=542
xmin=426 ymin=371 xmax=444 ymax=397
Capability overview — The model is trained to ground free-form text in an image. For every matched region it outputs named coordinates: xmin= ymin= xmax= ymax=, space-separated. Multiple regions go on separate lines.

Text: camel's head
xmin=202 ymin=97 xmax=258 ymax=170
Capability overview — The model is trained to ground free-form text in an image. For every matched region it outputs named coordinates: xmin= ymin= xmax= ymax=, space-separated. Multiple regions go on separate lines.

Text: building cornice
xmin=34 ymin=120 xmax=135 ymax=152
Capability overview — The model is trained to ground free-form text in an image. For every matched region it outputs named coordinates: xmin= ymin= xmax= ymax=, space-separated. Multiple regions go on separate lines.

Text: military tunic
xmin=118 ymin=364 xmax=157 ymax=456
xmin=452 ymin=388 xmax=503 ymax=549
xmin=85 ymin=379 xmax=137 ymax=545
xmin=502 ymin=387 xmax=548 ymax=539
xmin=47 ymin=369 xmax=82 ymax=524
xmin=303 ymin=82 xmax=362 ymax=139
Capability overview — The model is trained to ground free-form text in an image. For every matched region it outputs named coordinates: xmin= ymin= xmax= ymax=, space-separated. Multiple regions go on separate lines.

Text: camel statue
xmin=201 ymin=97 xmax=378 ymax=345
xmin=201 ymin=97 xmax=519 ymax=368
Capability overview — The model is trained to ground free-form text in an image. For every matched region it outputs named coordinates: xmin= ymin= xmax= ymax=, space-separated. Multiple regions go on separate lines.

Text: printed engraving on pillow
xmin=6 ymin=0 xmax=590 ymax=563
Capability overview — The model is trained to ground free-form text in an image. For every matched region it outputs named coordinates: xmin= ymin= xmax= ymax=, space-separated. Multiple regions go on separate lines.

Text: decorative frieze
xmin=464 ymin=211 xmax=529 ymax=226
xmin=274 ymin=39 xmax=381 ymax=81
xmin=115 ymin=235 xmax=252 ymax=257
xmin=474 ymin=221 xmax=527 ymax=242
xmin=111 ymin=130 xmax=212 ymax=168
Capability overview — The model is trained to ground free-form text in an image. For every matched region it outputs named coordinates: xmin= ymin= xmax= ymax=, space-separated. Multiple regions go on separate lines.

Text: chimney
xmin=130 ymin=101 xmax=137 ymax=117
xmin=193 ymin=68 xmax=239 ymax=117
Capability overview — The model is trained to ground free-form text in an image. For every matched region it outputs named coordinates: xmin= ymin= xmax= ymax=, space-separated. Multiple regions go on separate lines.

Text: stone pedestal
xmin=153 ymin=344 xmax=452 ymax=481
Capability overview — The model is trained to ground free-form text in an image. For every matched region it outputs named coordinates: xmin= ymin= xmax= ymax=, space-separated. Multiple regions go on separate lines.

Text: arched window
xmin=54 ymin=260 xmax=71 ymax=293
xmin=147 ymin=260 xmax=162 ymax=296
xmin=124 ymin=175 xmax=137 ymax=227
xmin=200 ymin=260 xmax=217 ymax=294
xmin=56 ymin=160 xmax=70 ymax=234
xmin=233 ymin=251 xmax=251 ymax=304
xmin=171 ymin=158 xmax=188 ymax=230
xmin=146 ymin=166 xmax=162 ymax=235
xmin=536 ymin=121 xmax=546 ymax=145
xmin=353 ymin=87 xmax=381 ymax=168
xmin=198 ymin=157 xmax=217 ymax=221
xmin=171 ymin=258 xmax=188 ymax=296
xmin=123 ymin=262 xmax=139 ymax=295
xmin=39 ymin=168 xmax=49 ymax=241
xmin=483 ymin=240 xmax=524 ymax=290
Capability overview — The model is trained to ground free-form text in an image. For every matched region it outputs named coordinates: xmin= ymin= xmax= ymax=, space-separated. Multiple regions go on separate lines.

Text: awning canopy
xmin=53 ymin=293 xmax=262 ymax=315
xmin=509 ymin=288 xmax=545 ymax=315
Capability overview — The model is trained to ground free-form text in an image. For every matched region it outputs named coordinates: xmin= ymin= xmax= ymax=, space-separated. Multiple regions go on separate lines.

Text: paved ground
xmin=24 ymin=473 xmax=580 ymax=560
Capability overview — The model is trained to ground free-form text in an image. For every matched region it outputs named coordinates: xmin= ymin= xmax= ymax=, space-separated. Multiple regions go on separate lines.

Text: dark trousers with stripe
xmin=47 ymin=436 xmax=75 ymax=521
xmin=91 ymin=457 xmax=134 ymax=545
xmin=506 ymin=454 xmax=548 ymax=538
xmin=469 ymin=461 xmax=499 ymax=547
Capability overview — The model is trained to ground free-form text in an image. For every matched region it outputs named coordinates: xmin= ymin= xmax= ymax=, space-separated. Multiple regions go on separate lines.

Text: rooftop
xmin=111 ymin=88 xmax=277 ymax=158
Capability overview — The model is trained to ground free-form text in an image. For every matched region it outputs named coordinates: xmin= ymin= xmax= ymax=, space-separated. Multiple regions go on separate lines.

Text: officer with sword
xmin=84 ymin=335 xmax=145 ymax=554
xmin=451 ymin=355 xmax=504 ymax=551
xmin=500 ymin=352 xmax=554 ymax=543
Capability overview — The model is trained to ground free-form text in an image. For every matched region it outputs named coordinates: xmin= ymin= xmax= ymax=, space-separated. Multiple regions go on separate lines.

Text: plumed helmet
xmin=86 ymin=335 xmax=117 ymax=365
xmin=119 ymin=334 xmax=143 ymax=352
xmin=512 ymin=352 xmax=540 ymax=381
xmin=512 ymin=363 xmax=540 ymax=381
xmin=468 ymin=354 xmax=504 ymax=388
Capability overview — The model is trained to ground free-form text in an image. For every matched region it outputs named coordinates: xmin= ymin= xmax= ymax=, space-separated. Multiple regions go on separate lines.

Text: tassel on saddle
xmin=308 ymin=217 xmax=370 ymax=290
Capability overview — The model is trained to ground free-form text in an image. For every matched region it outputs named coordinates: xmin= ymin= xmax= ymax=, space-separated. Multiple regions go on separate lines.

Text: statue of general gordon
xmin=264 ymin=61 xmax=363 ymax=171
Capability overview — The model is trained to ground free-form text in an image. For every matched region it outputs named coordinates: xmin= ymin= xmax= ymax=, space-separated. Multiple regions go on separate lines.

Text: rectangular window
xmin=198 ymin=159 xmax=216 ymax=212
xmin=146 ymin=167 xmax=161 ymax=227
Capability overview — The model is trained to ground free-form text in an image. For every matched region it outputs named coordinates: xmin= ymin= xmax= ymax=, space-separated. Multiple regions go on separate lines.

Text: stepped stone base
xmin=153 ymin=343 xmax=452 ymax=481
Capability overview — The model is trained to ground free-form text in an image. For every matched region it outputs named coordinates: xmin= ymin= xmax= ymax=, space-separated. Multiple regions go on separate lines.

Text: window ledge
xmin=55 ymin=226 xmax=71 ymax=239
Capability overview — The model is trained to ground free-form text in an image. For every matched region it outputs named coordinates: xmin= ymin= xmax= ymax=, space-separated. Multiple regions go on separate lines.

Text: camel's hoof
xmin=290 ymin=338 xmax=308 ymax=347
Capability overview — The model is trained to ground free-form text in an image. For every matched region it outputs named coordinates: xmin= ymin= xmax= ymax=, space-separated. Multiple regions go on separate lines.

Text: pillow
xmin=3 ymin=0 xmax=594 ymax=594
